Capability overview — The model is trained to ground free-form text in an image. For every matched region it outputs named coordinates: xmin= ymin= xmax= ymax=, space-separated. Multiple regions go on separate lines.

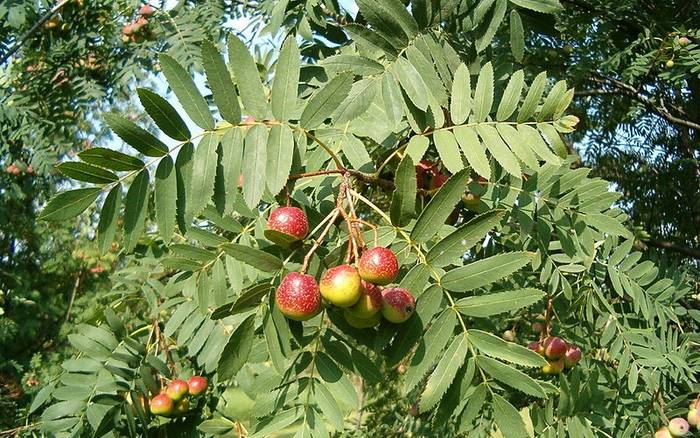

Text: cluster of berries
xmin=527 ymin=336 xmax=581 ymax=375
xmin=148 ymin=376 xmax=207 ymax=418
xmin=656 ymin=397 xmax=700 ymax=437
xmin=5 ymin=162 xmax=32 ymax=175
xmin=121 ymin=4 xmax=155 ymax=43
xmin=267 ymin=207 xmax=417 ymax=327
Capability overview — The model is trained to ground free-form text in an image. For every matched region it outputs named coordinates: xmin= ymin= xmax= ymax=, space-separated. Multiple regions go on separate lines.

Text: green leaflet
xmin=433 ymin=130 xmax=464 ymax=174
xmin=265 ymin=124 xmax=294 ymax=196
xmin=300 ymin=72 xmax=354 ymax=129
xmin=441 ymin=251 xmax=533 ymax=292
xmin=123 ymin=170 xmax=149 ymax=251
xmin=103 ymin=113 xmax=168 ymax=157
xmin=472 ymin=62 xmax=494 ymax=122
xmin=227 ymin=35 xmax=268 ymax=119
xmin=390 ymin=154 xmax=417 ymax=226
xmin=39 ymin=187 xmax=100 ymax=221
xmin=411 ymin=169 xmax=471 ymax=243
xmin=426 ymin=209 xmax=505 ymax=267
xmin=419 ymin=334 xmax=468 ymax=412
xmin=455 ymin=288 xmax=545 ymax=317
xmin=496 ymin=70 xmax=524 ymax=121
xmin=159 ymin=54 xmax=215 ymax=130
xmin=137 ymin=88 xmax=190 ymax=141
xmin=97 ymin=185 xmax=121 ymax=254
xmin=201 ymin=40 xmax=241 ymax=125
xmin=453 ymin=126 xmax=491 ymax=179
xmin=187 ymin=133 xmax=219 ymax=219
xmin=56 ymin=162 xmax=117 ymax=184
xmin=242 ymin=124 xmax=268 ymax=208
xmin=271 ymin=36 xmax=300 ymax=121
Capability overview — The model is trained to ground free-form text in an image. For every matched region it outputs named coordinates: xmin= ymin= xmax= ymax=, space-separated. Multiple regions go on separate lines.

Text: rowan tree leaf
xmin=442 ymin=252 xmax=534 ymax=292
xmin=159 ymin=54 xmax=215 ymax=130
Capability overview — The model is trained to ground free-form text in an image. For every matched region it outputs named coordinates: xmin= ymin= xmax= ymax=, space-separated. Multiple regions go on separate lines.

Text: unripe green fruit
xmin=319 ymin=265 xmax=362 ymax=307
xmin=502 ymin=330 xmax=515 ymax=342
xmin=347 ymin=280 xmax=382 ymax=318
xmin=166 ymin=379 xmax=189 ymax=401
xmin=149 ymin=393 xmax=174 ymax=416
xmin=357 ymin=247 xmax=399 ymax=285
xmin=666 ymin=60 xmax=675 ymax=68
xmin=687 ymin=408 xmax=700 ymax=427
xmin=381 ymin=287 xmax=416 ymax=323
xmin=187 ymin=376 xmax=208 ymax=396
xmin=343 ymin=309 xmax=382 ymax=329
xmin=668 ymin=418 xmax=690 ymax=436
xmin=541 ymin=358 xmax=564 ymax=375
xmin=656 ymin=427 xmax=673 ymax=438
xmin=174 ymin=398 xmax=190 ymax=416
xmin=679 ymin=36 xmax=691 ymax=46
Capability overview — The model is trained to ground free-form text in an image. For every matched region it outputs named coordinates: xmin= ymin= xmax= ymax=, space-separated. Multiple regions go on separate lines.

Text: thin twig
xmin=300 ymin=209 xmax=340 ymax=273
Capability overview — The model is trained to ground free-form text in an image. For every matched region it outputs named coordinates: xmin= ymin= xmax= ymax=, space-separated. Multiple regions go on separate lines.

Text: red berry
xmin=166 ymin=379 xmax=189 ymax=401
xmin=275 ymin=272 xmax=322 ymax=320
xmin=527 ymin=341 xmax=544 ymax=355
xmin=542 ymin=337 xmax=567 ymax=360
xmin=381 ymin=287 xmax=416 ymax=323
xmin=267 ymin=207 xmax=309 ymax=241
xmin=668 ymin=418 xmax=690 ymax=436
xmin=139 ymin=4 xmax=155 ymax=16
xmin=149 ymin=393 xmax=174 ymax=416
xmin=564 ymin=344 xmax=582 ymax=368
xmin=187 ymin=376 xmax=208 ymax=396
xmin=357 ymin=247 xmax=399 ymax=286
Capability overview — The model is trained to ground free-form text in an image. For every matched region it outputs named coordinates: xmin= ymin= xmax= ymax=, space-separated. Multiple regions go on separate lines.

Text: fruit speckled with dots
xmin=381 ymin=287 xmax=416 ymax=323
xmin=267 ymin=207 xmax=309 ymax=240
xmin=275 ymin=273 xmax=322 ymax=320
xmin=358 ymin=247 xmax=399 ymax=285
xmin=319 ymin=265 xmax=363 ymax=307
xmin=347 ymin=280 xmax=383 ymax=318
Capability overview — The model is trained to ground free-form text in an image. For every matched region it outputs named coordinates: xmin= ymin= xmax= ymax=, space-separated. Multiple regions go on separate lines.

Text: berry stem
xmin=300 ymin=209 xmax=340 ymax=274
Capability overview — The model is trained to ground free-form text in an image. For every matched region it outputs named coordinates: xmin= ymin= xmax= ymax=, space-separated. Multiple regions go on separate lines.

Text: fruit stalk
xmin=300 ymin=208 xmax=340 ymax=273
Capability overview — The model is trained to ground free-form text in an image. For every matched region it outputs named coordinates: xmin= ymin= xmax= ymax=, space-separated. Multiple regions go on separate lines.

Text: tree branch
xmin=642 ymin=238 xmax=700 ymax=259
xmin=0 ymin=0 xmax=71 ymax=65
xmin=589 ymin=75 xmax=700 ymax=131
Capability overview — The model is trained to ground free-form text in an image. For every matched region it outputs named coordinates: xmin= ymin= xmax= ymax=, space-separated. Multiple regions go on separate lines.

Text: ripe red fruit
xmin=343 ymin=309 xmax=382 ymax=329
xmin=668 ymin=418 xmax=690 ymax=436
xmin=320 ymin=265 xmax=362 ymax=307
xmin=187 ymin=376 xmax=208 ymax=396
xmin=430 ymin=172 xmax=449 ymax=190
xmin=542 ymin=337 xmax=567 ymax=360
xmin=275 ymin=272 xmax=322 ymax=321
xmin=381 ymin=287 xmax=416 ymax=323
xmin=149 ymin=393 xmax=174 ymax=416
xmin=541 ymin=358 xmax=564 ymax=375
xmin=531 ymin=322 xmax=544 ymax=334
xmin=266 ymin=207 xmax=309 ymax=244
xmin=166 ymin=379 xmax=189 ymax=401
xmin=347 ymin=280 xmax=382 ymax=318
xmin=357 ymin=247 xmax=399 ymax=285
xmin=139 ymin=4 xmax=155 ymax=16
xmin=564 ymin=344 xmax=582 ymax=368
xmin=122 ymin=23 xmax=135 ymax=36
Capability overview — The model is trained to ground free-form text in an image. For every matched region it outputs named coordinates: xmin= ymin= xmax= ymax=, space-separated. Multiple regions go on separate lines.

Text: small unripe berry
xmin=531 ymin=322 xmax=544 ymax=333
xmin=502 ymin=330 xmax=515 ymax=342
xmin=666 ymin=60 xmax=675 ymax=68
xmin=174 ymin=398 xmax=190 ymax=416
xmin=541 ymin=358 xmax=564 ymax=375
xmin=343 ymin=309 xmax=381 ymax=329
xmin=655 ymin=427 xmax=673 ymax=438
xmin=687 ymin=408 xmax=700 ymax=427
xmin=347 ymin=280 xmax=382 ymax=319
xmin=527 ymin=341 xmax=544 ymax=355
xmin=679 ymin=36 xmax=691 ymax=46
xmin=668 ymin=418 xmax=690 ymax=436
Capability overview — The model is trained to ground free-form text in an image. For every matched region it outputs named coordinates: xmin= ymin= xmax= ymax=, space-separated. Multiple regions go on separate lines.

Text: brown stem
xmin=300 ymin=209 xmax=340 ymax=273
xmin=542 ymin=295 xmax=554 ymax=340
xmin=64 ymin=269 xmax=83 ymax=322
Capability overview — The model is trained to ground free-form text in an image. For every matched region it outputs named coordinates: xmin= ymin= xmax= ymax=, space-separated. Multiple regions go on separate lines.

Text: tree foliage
xmin=6 ymin=0 xmax=700 ymax=437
